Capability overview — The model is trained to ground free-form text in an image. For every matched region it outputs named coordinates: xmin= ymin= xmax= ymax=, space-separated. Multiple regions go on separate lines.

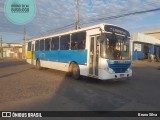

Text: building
xmin=0 ymin=42 xmax=9 ymax=58
xmin=0 ymin=43 xmax=23 ymax=59
xmin=143 ymin=30 xmax=160 ymax=39
xmin=131 ymin=32 xmax=160 ymax=61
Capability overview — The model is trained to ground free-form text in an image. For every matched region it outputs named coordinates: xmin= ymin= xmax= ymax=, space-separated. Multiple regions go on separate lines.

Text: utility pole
xmin=0 ymin=35 xmax=3 ymax=58
xmin=0 ymin=35 xmax=2 ymax=47
xmin=24 ymin=26 xmax=26 ymax=44
xmin=76 ymin=0 xmax=80 ymax=30
xmin=23 ymin=26 xmax=26 ymax=59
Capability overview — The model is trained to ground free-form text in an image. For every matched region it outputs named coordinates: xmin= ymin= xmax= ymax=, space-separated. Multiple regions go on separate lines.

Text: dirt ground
xmin=0 ymin=59 xmax=160 ymax=119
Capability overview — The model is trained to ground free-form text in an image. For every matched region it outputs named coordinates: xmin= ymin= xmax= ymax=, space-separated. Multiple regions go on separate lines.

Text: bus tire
xmin=67 ymin=63 xmax=73 ymax=76
xmin=71 ymin=63 xmax=80 ymax=80
xmin=36 ymin=60 xmax=41 ymax=70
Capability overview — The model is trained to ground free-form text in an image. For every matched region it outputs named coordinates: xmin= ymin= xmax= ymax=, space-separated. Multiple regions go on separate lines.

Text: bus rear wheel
xmin=71 ymin=63 xmax=80 ymax=80
xmin=36 ymin=60 xmax=41 ymax=70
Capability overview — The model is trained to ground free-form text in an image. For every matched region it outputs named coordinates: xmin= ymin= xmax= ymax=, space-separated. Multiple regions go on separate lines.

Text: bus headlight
xmin=126 ymin=68 xmax=131 ymax=73
xmin=104 ymin=67 xmax=114 ymax=73
xmin=104 ymin=67 xmax=109 ymax=71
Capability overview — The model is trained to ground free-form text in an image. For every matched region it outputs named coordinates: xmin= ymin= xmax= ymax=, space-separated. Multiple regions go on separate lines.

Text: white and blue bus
xmin=26 ymin=23 xmax=132 ymax=80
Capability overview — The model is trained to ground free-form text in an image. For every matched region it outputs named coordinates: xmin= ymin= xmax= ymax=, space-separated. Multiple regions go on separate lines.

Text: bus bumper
xmin=99 ymin=69 xmax=132 ymax=81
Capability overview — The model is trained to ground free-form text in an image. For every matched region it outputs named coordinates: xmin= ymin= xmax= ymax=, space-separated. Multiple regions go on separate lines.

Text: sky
xmin=0 ymin=0 xmax=160 ymax=44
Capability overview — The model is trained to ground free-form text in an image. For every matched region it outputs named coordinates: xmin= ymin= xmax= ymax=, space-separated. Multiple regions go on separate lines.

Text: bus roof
xmin=27 ymin=23 xmax=127 ymax=42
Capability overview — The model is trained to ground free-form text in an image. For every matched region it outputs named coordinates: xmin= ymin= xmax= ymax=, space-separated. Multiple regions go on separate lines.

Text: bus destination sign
xmin=104 ymin=25 xmax=130 ymax=37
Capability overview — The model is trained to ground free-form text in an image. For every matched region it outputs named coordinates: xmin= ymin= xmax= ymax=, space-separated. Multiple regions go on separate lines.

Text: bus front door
xmin=89 ymin=36 xmax=99 ymax=77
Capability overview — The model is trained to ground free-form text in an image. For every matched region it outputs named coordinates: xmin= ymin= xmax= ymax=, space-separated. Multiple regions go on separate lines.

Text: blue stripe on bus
xmin=34 ymin=50 xmax=88 ymax=65
xmin=107 ymin=60 xmax=131 ymax=73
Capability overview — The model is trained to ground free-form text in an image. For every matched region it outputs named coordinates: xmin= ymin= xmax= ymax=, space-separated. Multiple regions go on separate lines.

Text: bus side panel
xmin=58 ymin=50 xmax=87 ymax=64
xmin=34 ymin=51 xmax=59 ymax=61
xmin=79 ymin=65 xmax=88 ymax=76
xmin=34 ymin=50 xmax=88 ymax=75
xmin=40 ymin=60 xmax=69 ymax=72
xmin=38 ymin=60 xmax=89 ymax=76
xmin=34 ymin=50 xmax=88 ymax=65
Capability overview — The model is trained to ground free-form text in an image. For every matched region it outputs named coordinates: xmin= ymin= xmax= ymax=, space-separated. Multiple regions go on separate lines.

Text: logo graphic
xmin=4 ymin=0 xmax=36 ymax=25
xmin=2 ymin=112 xmax=11 ymax=117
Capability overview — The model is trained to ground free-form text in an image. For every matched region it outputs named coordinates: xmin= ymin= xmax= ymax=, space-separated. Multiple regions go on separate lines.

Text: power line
xmin=30 ymin=3 xmax=160 ymax=39
xmin=83 ymin=1 xmax=160 ymax=21
xmin=80 ymin=1 xmax=160 ymax=24
xmin=0 ymin=35 xmax=3 ymax=58
xmin=81 ymin=7 xmax=160 ymax=25
xmin=47 ymin=7 xmax=160 ymax=34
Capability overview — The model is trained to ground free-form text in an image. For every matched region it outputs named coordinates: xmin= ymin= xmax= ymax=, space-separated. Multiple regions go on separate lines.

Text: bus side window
xmin=51 ymin=37 xmax=59 ymax=50
xmin=78 ymin=32 xmax=86 ymax=49
xmin=28 ymin=42 xmax=31 ymax=51
xmin=40 ymin=39 xmax=44 ymax=51
xmin=45 ymin=38 xmax=51 ymax=51
xmin=60 ymin=35 xmax=70 ymax=50
xmin=71 ymin=33 xmax=79 ymax=50
xmin=71 ymin=32 xmax=86 ymax=50
xmin=35 ymin=41 xmax=39 ymax=51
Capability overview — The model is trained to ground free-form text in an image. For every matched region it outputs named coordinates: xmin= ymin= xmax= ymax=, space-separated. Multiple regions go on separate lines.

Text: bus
xmin=26 ymin=23 xmax=132 ymax=80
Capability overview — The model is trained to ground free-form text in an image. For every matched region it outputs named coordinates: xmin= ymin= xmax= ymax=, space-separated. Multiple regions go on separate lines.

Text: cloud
xmin=0 ymin=0 xmax=160 ymax=42
xmin=127 ymin=23 xmax=160 ymax=34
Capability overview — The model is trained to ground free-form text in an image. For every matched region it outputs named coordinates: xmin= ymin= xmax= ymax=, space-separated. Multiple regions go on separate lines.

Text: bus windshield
xmin=100 ymin=33 xmax=130 ymax=60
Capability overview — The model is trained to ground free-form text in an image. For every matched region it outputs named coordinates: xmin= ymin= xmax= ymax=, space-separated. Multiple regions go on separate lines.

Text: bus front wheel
xmin=36 ymin=60 xmax=41 ymax=70
xmin=71 ymin=63 xmax=80 ymax=80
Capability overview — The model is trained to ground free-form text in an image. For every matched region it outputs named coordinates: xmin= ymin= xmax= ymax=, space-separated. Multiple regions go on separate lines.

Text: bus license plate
xmin=120 ymin=74 xmax=124 ymax=77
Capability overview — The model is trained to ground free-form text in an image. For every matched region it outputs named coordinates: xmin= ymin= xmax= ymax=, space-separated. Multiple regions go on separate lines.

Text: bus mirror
xmin=99 ymin=28 xmax=103 ymax=32
xmin=99 ymin=34 xmax=105 ymax=43
xmin=99 ymin=38 xmax=104 ymax=43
